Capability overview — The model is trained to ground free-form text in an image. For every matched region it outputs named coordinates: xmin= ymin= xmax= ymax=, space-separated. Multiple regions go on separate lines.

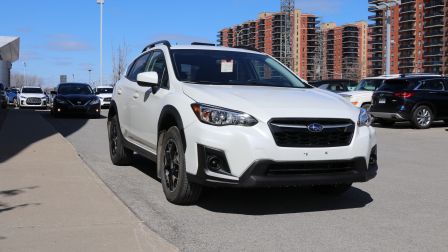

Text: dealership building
xmin=0 ymin=36 xmax=20 ymax=88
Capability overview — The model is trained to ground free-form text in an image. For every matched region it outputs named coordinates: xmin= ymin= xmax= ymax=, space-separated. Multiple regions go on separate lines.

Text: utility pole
xmin=280 ymin=0 xmax=294 ymax=68
xmin=370 ymin=0 xmax=401 ymax=76
xmin=88 ymin=69 xmax=92 ymax=84
xmin=97 ymin=0 xmax=104 ymax=86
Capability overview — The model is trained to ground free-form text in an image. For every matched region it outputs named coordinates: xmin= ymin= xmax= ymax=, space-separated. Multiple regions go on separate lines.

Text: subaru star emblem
xmin=308 ymin=123 xmax=324 ymax=133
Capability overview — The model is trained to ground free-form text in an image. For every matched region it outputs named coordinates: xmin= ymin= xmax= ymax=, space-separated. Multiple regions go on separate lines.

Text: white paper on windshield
xmin=221 ymin=60 xmax=234 ymax=73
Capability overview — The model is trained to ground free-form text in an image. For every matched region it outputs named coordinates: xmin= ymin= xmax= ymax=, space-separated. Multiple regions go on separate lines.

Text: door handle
xmin=133 ymin=93 xmax=139 ymax=99
xmin=117 ymin=89 xmax=122 ymax=95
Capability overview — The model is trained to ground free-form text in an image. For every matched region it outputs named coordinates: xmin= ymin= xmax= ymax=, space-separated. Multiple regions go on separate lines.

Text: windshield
xmin=355 ymin=79 xmax=385 ymax=91
xmin=58 ymin=84 xmax=93 ymax=95
xmin=171 ymin=49 xmax=310 ymax=88
xmin=96 ymin=88 xmax=113 ymax=94
xmin=377 ymin=79 xmax=413 ymax=91
xmin=22 ymin=88 xmax=43 ymax=94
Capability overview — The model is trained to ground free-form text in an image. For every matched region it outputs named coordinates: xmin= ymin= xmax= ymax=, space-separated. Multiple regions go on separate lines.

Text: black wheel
xmin=361 ymin=103 xmax=371 ymax=111
xmin=108 ymin=114 xmax=133 ymax=165
xmin=412 ymin=105 xmax=433 ymax=129
xmin=314 ymin=183 xmax=352 ymax=195
xmin=160 ymin=126 xmax=202 ymax=205
xmin=1 ymin=102 xmax=6 ymax=109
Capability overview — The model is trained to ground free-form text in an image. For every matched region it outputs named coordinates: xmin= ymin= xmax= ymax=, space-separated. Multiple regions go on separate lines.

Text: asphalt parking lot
xmin=38 ymin=108 xmax=448 ymax=251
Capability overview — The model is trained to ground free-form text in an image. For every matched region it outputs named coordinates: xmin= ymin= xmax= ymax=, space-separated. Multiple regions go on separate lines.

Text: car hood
xmin=182 ymin=84 xmax=359 ymax=123
xmin=57 ymin=94 xmax=97 ymax=104
xmin=340 ymin=90 xmax=373 ymax=97
xmin=20 ymin=93 xmax=47 ymax=98
xmin=97 ymin=93 xmax=112 ymax=98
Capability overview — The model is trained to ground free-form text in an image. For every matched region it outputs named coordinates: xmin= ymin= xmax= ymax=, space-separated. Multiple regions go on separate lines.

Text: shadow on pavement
xmin=0 ymin=108 xmax=99 ymax=163
xmin=197 ymin=186 xmax=373 ymax=215
xmin=0 ymin=186 xmax=41 ymax=214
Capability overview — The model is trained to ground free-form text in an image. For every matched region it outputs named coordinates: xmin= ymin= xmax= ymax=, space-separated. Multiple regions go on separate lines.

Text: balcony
xmin=425 ymin=0 xmax=445 ymax=9
xmin=425 ymin=20 xmax=444 ymax=28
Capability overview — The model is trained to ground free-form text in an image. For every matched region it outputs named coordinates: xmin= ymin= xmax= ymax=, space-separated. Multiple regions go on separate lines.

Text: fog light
xmin=96 ymin=109 xmax=99 ymax=112
xmin=57 ymin=108 xmax=61 ymax=112
xmin=207 ymin=156 xmax=223 ymax=172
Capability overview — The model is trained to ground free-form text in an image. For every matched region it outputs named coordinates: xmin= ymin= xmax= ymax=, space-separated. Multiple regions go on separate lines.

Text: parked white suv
xmin=94 ymin=86 xmax=113 ymax=107
xmin=18 ymin=86 xmax=48 ymax=108
xmin=108 ymin=41 xmax=378 ymax=204
xmin=339 ymin=75 xmax=400 ymax=110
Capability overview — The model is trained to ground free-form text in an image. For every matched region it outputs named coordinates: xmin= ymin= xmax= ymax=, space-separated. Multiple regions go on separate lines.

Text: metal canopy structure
xmin=280 ymin=0 xmax=294 ymax=68
xmin=0 ymin=36 xmax=20 ymax=87
xmin=0 ymin=36 xmax=20 ymax=62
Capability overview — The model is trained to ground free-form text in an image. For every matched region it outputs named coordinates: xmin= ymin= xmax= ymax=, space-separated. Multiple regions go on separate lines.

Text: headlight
xmin=20 ymin=95 xmax=26 ymax=99
xmin=90 ymin=99 xmax=100 ymax=105
xmin=191 ymin=103 xmax=258 ymax=126
xmin=358 ymin=108 xmax=372 ymax=127
xmin=54 ymin=98 xmax=67 ymax=104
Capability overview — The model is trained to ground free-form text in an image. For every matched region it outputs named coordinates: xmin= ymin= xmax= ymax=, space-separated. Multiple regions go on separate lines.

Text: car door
xmin=417 ymin=78 xmax=446 ymax=118
xmin=130 ymin=50 xmax=170 ymax=151
xmin=115 ymin=52 xmax=152 ymax=138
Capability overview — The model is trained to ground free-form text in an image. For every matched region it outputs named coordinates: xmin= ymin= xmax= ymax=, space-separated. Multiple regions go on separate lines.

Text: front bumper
xmin=53 ymin=102 xmax=101 ymax=115
xmin=20 ymin=99 xmax=47 ymax=108
xmin=184 ymin=119 xmax=377 ymax=187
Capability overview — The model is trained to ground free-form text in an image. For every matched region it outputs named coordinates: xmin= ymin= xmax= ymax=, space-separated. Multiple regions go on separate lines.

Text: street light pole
xmin=88 ymin=69 xmax=92 ymax=84
xmin=373 ymin=0 xmax=401 ymax=76
xmin=23 ymin=62 xmax=27 ymax=86
xmin=97 ymin=0 xmax=104 ymax=86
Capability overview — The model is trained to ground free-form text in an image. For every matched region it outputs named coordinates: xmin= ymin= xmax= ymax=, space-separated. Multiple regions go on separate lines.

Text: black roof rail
xmin=400 ymin=73 xmax=441 ymax=77
xmin=191 ymin=42 xmax=216 ymax=46
xmin=142 ymin=40 xmax=171 ymax=53
xmin=233 ymin=45 xmax=260 ymax=52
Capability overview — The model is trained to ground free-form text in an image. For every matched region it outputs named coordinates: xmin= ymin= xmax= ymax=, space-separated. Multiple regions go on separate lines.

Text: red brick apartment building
xmin=218 ymin=10 xmax=319 ymax=81
xmin=368 ymin=0 xmax=448 ymax=76
xmin=320 ymin=22 xmax=369 ymax=80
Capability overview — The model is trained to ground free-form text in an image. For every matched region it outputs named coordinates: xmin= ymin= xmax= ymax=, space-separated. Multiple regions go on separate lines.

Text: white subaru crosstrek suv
xmin=339 ymin=75 xmax=400 ymax=110
xmin=94 ymin=86 xmax=114 ymax=107
xmin=108 ymin=41 xmax=378 ymax=205
xmin=18 ymin=86 xmax=48 ymax=108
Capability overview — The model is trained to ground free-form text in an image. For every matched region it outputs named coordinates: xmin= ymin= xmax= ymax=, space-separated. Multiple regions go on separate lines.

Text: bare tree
xmin=111 ymin=41 xmax=129 ymax=85
xmin=342 ymin=58 xmax=361 ymax=81
xmin=10 ymin=72 xmax=43 ymax=87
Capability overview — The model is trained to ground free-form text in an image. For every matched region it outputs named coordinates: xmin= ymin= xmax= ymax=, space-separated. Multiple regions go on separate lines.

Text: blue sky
xmin=2 ymin=0 xmax=369 ymax=87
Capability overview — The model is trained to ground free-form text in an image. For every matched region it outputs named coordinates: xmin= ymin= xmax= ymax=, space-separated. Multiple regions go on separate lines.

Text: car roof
xmin=58 ymin=83 xmax=90 ymax=86
xmin=95 ymin=85 xmax=113 ymax=88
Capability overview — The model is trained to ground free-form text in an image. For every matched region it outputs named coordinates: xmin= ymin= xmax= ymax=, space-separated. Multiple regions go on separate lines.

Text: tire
xmin=361 ymin=103 xmax=371 ymax=111
xmin=411 ymin=105 xmax=433 ymax=129
xmin=314 ymin=183 xmax=352 ymax=195
xmin=160 ymin=126 xmax=202 ymax=205
xmin=108 ymin=114 xmax=133 ymax=165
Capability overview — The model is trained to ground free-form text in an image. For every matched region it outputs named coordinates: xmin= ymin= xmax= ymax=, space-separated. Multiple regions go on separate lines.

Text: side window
xmin=147 ymin=50 xmax=169 ymax=89
xmin=419 ymin=79 xmax=445 ymax=91
xmin=126 ymin=53 xmax=152 ymax=82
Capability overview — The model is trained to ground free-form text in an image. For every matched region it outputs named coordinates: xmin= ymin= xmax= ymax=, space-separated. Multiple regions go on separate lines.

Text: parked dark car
xmin=310 ymin=79 xmax=358 ymax=93
xmin=51 ymin=83 xmax=101 ymax=118
xmin=370 ymin=75 xmax=448 ymax=129
xmin=0 ymin=83 xmax=7 ymax=108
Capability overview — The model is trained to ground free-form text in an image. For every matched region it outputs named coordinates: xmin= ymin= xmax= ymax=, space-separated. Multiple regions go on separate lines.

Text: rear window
xmin=378 ymin=79 xmax=413 ymax=91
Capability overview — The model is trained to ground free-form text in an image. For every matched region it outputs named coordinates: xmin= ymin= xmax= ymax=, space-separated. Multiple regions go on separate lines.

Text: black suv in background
xmin=370 ymin=75 xmax=448 ymax=129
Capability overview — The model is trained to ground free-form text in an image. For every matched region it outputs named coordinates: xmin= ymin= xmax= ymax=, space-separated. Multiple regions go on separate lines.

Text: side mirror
xmin=137 ymin=72 xmax=159 ymax=88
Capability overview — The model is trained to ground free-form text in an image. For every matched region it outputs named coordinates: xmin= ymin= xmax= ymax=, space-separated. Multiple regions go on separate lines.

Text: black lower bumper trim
xmin=188 ymin=146 xmax=378 ymax=188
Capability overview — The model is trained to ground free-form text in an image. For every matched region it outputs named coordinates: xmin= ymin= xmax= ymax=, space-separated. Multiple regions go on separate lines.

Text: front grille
xmin=26 ymin=97 xmax=42 ymax=105
xmin=269 ymin=118 xmax=355 ymax=148
xmin=266 ymin=161 xmax=356 ymax=176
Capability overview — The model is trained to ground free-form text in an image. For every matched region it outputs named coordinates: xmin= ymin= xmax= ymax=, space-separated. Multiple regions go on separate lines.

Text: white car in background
xmin=18 ymin=86 xmax=48 ymax=108
xmin=339 ymin=75 xmax=400 ymax=110
xmin=94 ymin=86 xmax=114 ymax=107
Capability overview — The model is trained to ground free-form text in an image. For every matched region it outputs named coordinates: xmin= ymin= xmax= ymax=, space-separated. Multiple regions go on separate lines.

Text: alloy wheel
xmin=416 ymin=108 xmax=431 ymax=127
xmin=110 ymin=122 xmax=118 ymax=156
xmin=164 ymin=139 xmax=180 ymax=192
